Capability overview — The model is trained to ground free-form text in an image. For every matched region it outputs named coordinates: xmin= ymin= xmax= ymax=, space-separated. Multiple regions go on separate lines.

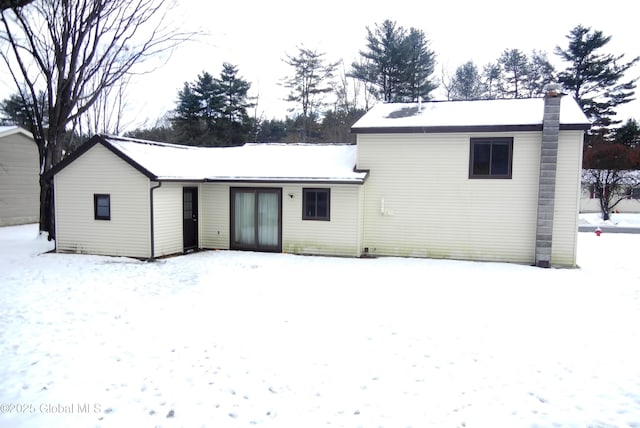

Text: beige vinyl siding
xmin=0 ymin=133 xmax=39 ymax=226
xmin=152 ymin=182 xmax=189 ymax=257
xmin=54 ymin=144 xmax=151 ymax=258
xmin=200 ymin=184 xmax=229 ymax=249
xmin=282 ymin=184 xmax=362 ymax=257
xmin=551 ymin=131 xmax=584 ymax=266
xmin=199 ymin=183 xmax=362 ymax=256
xmin=357 ymin=132 xmax=542 ymax=264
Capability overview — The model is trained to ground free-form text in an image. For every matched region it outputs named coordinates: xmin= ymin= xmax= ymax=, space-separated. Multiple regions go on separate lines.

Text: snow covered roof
xmin=0 ymin=125 xmax=34 ymax=139
xmin=351 ymin=96 xmax=591 ymax=133
xmin=51 ymin=135 xmax=367 ymax=184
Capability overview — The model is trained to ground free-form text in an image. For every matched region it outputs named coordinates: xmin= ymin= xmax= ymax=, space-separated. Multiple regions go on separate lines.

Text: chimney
xmin=534 ymin=84 xmax=562 ymax=268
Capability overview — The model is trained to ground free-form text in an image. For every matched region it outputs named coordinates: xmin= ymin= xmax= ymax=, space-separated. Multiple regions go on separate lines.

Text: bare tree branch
xmin=0 ymin=0 xmax=200 ymax=235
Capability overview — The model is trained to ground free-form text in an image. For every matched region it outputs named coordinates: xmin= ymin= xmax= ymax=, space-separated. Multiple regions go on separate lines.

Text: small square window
xmin=94 ymin=194 xmax=111 ymax=220
xmin=303 ymin=188 xmax=330 ymax=221
xmin=469 ymin=138 xmax=513 ymax=179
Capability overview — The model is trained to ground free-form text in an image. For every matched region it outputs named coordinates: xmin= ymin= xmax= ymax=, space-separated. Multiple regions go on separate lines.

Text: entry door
xmin=183 ymin=187 xmax=198 ymax=251
xmin=231 ymin=188 xmax=281 ymax=252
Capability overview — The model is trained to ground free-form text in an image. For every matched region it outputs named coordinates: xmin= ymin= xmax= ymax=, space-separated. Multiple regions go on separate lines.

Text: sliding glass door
xmin=231 ymin=188 xmax=281 ymax=252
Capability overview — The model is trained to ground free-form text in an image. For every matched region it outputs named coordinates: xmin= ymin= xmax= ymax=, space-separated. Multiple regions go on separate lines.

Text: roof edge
xmin=43 ymin=135 xmax=157 ymax=180
xmin=0 ymin=125 xmax=35 ymax=140
xmin=351 ymin=124 xmax=543 ymax=134
xmin=351 ymin=123 xmax=591 ymax=134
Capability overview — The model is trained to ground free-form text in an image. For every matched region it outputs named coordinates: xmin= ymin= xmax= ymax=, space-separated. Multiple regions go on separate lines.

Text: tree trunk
xmin=599 ymin=195 xmax=610 ymax=221
xmin=38 ymin=175 xmax=54 ymax=239
xmin=38 ymin=131 xmax=65 ymax=239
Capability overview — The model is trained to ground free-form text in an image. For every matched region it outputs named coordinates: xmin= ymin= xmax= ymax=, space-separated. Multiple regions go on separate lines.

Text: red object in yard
xmin=595 ymin=227 xmax=602 ymax=236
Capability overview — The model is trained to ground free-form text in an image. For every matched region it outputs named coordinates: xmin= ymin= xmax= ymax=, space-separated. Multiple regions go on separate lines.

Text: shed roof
xmin=0 ymin=125 xmax=34 ymax=140
xmin=48 ymin=135 xmax=367 ymax=184
xmin=351 ymin=96 xmax=591 ymax=133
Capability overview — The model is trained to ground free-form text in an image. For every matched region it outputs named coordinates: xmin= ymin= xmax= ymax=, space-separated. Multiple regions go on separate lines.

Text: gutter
xmin=149 ymin=181 xmax=162 ymax=261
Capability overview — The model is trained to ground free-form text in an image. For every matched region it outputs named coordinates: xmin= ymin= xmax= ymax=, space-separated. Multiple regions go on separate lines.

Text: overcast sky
xmin=123 ymin=0 xmax=639 ymax=130
xmin=6 ymin=0 xmax=639 ymax=131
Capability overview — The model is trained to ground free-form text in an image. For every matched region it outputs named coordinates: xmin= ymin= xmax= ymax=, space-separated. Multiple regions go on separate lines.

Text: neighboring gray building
xmin=0 ymin=126 xmax=39 ymax=226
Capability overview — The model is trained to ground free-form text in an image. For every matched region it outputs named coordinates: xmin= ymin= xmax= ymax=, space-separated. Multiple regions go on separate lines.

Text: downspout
xmin=149 ymin=181 xmax=162 ymax=261
xmin=534 ymin=85 xmax=562 ymax=268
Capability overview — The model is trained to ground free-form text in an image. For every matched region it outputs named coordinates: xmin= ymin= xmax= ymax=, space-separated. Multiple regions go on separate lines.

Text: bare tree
xmin=76 ymin=75 xmax=132 ymax=138
xmin=282 ymin=46 xmax=339 ymax=142
xmin=440 ymin=65 xmax=455 ymax=101
xmin=335 ymin=60 xmax=368 ymax=114
xmin=583 ymin=169 xmax=640 ymax=220
xmin=348 ymin=58 xmax=375 ymax=110
xmin=0 ymin=0 xmax=196 ymax=236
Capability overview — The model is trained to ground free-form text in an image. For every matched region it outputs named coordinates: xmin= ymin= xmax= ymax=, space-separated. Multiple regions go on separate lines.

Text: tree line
xmin=129 ymin=20 xmax=640 ymax=151
xmin=3 ymin=14 xmax=638 ymax=149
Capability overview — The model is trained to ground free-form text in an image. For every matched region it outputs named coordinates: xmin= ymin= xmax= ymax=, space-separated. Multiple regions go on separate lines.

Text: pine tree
xmin=450 ymin=61 xmax=482 ymax=100
xmin=351 ymin=20 xmax=404 ymax=103
xmin=522 ymin=50 xmax=555 ymax=98
xmin=216 ymin=62 xmax=254 ymax=145
xmin=172 ymin=82 xmax=205 ymax=144
xmin=398 ymin=28 xmax=438 ymax=102
xmin=612 ymin=118 xmax=640 ymax=148
xmin=350 ymin=20 xmax=437 ymax=103
xmin=481 ymin=62 xmax=503 ymax=99
xmin=555 ymin=24 xmax=639 ymax=129
xmin=192 ymin=71 xmax=222 ymax=133
xmin=172 ymin=66 xmax=254 ymax=146
xmin=255 ymin=118 xmax=288 ymax=143
xmin=282 ymin=47 xmax=338 ymax=142
xmin=499 ymin=49 xmax=529 ymax=98
xmin=0 ymin=92 xmax=45 ymax=127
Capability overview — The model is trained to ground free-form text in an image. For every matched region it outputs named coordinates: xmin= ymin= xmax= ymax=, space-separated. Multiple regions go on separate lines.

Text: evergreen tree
xmin=125 ymin=125 xmax=176 ymax=143
xmin=0 ymin=92 xmax=43 ymax=127
xmin=555 ymin=24 xmax=640 ymax=129
xmin=319 ymin=108 xmax=365 ymax=144
xmin=172 ymin=81 xmax=206 ymax=144
xmin=351 ymin=19 xmax=438 ymax=102
xmin=450 ymin=61 xmax=482 ymax=100
xmin=523 ymin=50 xmax=555 ymax=98
xmin=192 ymin=71 xmax=223 ymax=133
xmin=481 ymin=62 xmax=503 ymax=99
xmin=612 ymin=118 xmax=640 ymax=148
xmin=255 ymin=118 xmax=288 ymax=143
xmin=351 ymin=19 xmax=404 ymax=103
xmin=499 ymin=49 xmax=529 ymax=98
xmin=282 ymin=47 xmax=338 ymax=142
xmin=216 ymin=62 xmax=254 ymax=145
xmin=397 ymin=28 xmax=438 ymax=102
xmin=172 ymin=66 xmax=254 ymax=146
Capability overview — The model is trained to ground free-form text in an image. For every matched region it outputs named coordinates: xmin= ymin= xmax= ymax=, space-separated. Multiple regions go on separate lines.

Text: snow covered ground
xmin=1 ymin=224 xmax=639 ymax=428
xmin=580 ymin=212 xmax=640 ymax=228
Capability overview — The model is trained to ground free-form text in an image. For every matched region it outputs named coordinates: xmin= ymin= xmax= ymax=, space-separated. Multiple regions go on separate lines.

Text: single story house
xmin=47 ymin=138 xmax=367 ymax=259
xmin=46 ymin=89 xmax=590 ymax=267
xmin=0 ymin=126 xmax=39 ymax=226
